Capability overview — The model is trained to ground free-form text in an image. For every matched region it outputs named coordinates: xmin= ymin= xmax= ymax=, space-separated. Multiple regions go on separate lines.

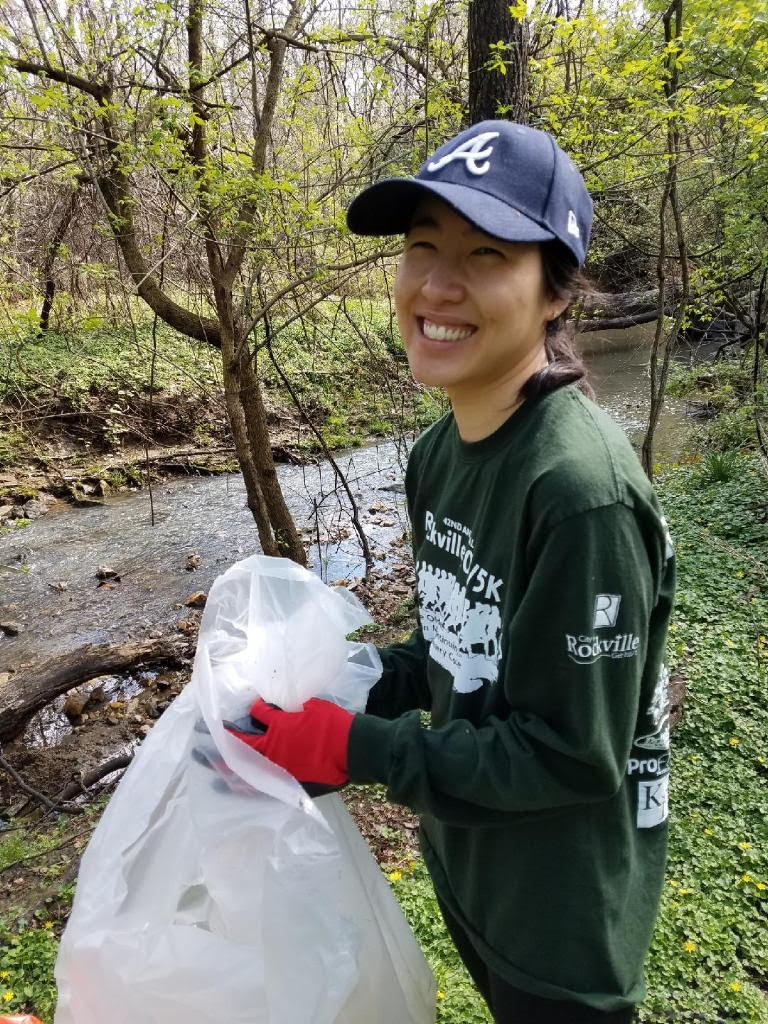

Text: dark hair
xmin=520 ymin=241 xmax=594 ymax=401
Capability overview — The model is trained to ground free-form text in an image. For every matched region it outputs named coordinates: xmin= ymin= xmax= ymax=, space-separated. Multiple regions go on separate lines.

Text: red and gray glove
xmin=228 ymin=697 xmax=354 ymax=790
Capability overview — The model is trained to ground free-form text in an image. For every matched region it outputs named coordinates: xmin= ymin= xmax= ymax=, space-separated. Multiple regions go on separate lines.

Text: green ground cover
xmin=0 ymin=302 xmax=441 ymax=464
xmin=667 ymin=358 xmax=767 ymax=457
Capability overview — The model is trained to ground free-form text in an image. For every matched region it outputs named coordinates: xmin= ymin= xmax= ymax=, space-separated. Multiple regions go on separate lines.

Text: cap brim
xmin=346 ymin=178 xmax=556 ymax=245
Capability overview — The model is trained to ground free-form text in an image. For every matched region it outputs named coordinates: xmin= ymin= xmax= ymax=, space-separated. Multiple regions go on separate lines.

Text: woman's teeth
xmin=422 ymin=318 xmax=475 ymax=342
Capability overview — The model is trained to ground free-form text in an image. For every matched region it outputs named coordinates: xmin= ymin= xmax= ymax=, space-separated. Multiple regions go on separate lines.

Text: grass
xmin=636 ymin=455 xmax=768 ymax=1022
xmin=0 ymin=810 xmax=99 ymax=1021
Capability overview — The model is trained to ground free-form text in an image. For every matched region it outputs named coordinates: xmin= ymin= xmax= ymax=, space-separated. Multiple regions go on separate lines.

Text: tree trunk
xmin=0 ymin=638 xmax=186 ymax=742
xmin=469 ymin=0 xmax=529 ymax=124
xmin=641 ymin=0 xmax=688 ymax=480
xmin=215 ymin=290 xmax=280 ymax=557
xmin=39 ymin=184 xmax=83 ymax=333
xmin=575 ymin=286 xmax=678 ymax=332
xmin=238 ymin=342 xmax=307 ymax=563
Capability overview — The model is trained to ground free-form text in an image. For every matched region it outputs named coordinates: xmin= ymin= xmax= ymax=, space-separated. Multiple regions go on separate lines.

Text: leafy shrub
xmin=697 ymin=450 xmax=742 ymax=484
xmin=668 ymin=356 xmax=766 ymax=455
xmin=0 ymin=425 xmax=29 ymax=468
xmin=696 ymin=405 xmax=761 ymax=454
xmin=0 ymin=924 xmax=58 ymax=1021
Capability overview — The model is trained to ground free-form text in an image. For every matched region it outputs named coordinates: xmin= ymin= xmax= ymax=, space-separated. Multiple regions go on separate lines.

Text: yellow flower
xmin=408 ymin=860 xmax=417 ymax=872
xmin=44 ymin=920 xmax=54 ymax=929
xmin=756 ymin=882 xmax=766 ymax=891
xmin=742 ymin=874 xmax=752 ymax=883
xmin=730 ymin=981 xmax=742 ymax=992
xmin=0 ymin=972 xmax=8 ymax=980
xmin=683 ymin=940 xmax=697 ymax=953
xmin=729 ymin=737 xmax=740 ymax=747
xmin=2 ymin=991 xmax=13 ymax=1002
xmin=388 ymin=870 xmax=402 ymax=883
xmin=704 ymin=828 xmax=714 ymax=836
xmin=436 ymin=990 xmax=445 ymax=1000
xmin=679 ymin=888 xmax=691 ymax=896
xmin=738 ymin=842 xmax=750 ymax=850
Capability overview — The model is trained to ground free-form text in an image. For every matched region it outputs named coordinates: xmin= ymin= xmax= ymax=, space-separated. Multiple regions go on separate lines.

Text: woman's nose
xmin=419 ymin=260 xmax=465 ymax=304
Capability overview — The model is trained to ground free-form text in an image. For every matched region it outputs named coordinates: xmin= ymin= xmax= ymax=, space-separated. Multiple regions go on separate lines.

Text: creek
xmin=0 ymin=324 xmax=688 ymax=673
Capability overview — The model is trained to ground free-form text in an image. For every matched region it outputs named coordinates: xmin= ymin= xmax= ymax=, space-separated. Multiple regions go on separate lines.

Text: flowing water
xmin=0 ymin=325 xmax=689 ymax=672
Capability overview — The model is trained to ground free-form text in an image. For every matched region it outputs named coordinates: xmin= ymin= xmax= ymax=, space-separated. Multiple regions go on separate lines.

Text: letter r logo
xmin=593 ymin=593 xmax=621 ymax=629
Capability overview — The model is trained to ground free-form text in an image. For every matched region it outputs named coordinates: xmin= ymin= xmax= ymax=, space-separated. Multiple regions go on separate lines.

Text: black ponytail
xmin=521 ymin=241 xmax=595 ymax=401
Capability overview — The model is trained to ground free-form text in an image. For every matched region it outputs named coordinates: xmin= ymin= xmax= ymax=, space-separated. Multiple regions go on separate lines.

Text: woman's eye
xmin=473 ymin=247 xmax=503 ymax=257
xmin=408 ymin=239 xmax=434 ymax=250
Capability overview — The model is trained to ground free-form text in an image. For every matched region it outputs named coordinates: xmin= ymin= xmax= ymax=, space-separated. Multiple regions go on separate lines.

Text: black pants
xmin=436 ymin=896 xmax=636 ymax=1024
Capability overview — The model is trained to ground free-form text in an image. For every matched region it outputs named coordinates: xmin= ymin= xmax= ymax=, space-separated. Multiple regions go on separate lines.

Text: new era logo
xmin=593 ymin=594 xmax=621 ymax=629
xmin=427 ymin=131 xmax=500 ymax=177
xmin=567 ymin=210 xmax=580 ymax=238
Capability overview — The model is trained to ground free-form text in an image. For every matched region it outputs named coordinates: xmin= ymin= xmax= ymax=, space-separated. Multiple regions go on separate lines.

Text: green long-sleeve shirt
xmin=347 ymin=384 xmax=675 ymax=1011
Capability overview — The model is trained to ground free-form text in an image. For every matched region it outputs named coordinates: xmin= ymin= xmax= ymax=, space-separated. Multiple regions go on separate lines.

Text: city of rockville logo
xmin=566 ymin=632 xmax=640 ymax=665
xmin=565 ymin=593 xmax=638 ymax=665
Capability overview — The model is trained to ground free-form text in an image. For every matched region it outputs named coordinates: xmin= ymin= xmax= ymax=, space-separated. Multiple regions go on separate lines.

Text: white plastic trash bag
xmin=55 ymin=555 xmax=436 ymax=1024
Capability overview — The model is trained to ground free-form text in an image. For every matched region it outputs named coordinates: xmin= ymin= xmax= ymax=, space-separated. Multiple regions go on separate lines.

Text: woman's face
xmin=394 ymin=197 xmax=562 ymax=398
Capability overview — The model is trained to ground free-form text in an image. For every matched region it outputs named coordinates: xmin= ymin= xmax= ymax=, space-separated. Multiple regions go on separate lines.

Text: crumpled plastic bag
xmin=54 ymin=555 xmax=435 ymax=1024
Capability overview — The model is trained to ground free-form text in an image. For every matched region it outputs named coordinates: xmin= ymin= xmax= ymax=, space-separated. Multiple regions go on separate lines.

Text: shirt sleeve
xmin=348 ymin=502 xmax=669 ymax=826
xmin=365 ymin=626 xmax=433 ymax=719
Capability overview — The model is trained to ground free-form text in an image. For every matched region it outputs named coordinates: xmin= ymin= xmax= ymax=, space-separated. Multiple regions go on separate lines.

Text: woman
xmin=236 ymin=121 xmax=675 ymax=1023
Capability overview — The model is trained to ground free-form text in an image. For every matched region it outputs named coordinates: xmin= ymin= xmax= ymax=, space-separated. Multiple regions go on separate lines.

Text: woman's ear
xmin=547 ymin=298 xmax=569 ymax=323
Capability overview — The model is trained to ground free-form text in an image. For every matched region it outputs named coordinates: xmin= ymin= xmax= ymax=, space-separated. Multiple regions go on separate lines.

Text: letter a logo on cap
xmin=427 ymin=131 xmax=500 ymax=177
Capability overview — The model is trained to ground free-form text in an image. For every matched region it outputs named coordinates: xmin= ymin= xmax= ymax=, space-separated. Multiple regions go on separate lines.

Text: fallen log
xmin=575 ymin=287 xmax=673 ymax=333
xmin=54 ymin=752 xmax=134 ymax=804
xmin=0 ymin=637 xmax=187 ymax=742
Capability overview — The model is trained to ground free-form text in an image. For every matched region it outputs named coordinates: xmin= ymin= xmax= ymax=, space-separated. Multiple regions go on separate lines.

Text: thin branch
xmin=241 ymin=247 xmax=401 ymax=343
xmin=0 ymin=826 xmax=94 ymax=875
xmin=262 ymin=306 xmax=373 ymax=573
xmin=0 ymin=746 xmax=81 ymax=815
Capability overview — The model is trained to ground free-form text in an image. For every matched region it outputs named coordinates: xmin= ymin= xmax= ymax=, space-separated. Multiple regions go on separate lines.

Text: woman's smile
xmin=418 ymin=316 xmax=478 ymax=343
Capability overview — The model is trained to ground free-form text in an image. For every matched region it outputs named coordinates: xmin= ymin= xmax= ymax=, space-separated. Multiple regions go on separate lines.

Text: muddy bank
xmin=0 ymin=383 xmax=342 ymax=504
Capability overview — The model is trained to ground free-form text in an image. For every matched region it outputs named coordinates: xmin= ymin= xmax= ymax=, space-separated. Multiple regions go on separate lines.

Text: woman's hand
xmin=228 ymin=697 xmax=354 ymax=788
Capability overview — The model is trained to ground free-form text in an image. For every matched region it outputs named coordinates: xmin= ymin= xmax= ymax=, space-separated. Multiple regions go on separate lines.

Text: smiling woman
xmin=244 ymin=120 xmax=676 ymax=1024
xmin=394 ymin=199 xmax=566 ymax=440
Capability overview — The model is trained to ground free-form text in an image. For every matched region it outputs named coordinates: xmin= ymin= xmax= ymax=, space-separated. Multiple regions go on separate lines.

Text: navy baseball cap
xmin=346 ymin=120 xmax=593 ymax=267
